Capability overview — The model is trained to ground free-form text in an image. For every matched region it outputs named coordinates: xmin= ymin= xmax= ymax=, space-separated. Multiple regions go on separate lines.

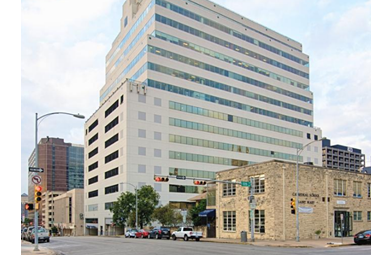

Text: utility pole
xmin=250 ymin=176 xmax=255 ymax=242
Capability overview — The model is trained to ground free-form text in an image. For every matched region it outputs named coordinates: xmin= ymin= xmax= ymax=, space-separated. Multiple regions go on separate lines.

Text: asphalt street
xmin=27 ymin=236 xmax=371 ymax=255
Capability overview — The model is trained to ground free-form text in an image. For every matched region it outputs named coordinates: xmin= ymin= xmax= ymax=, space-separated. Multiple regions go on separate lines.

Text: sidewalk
xmin=21 ymin=241 xmax=56 ymax=255
xmin=202 ymin=237 xmax=355 ymax=248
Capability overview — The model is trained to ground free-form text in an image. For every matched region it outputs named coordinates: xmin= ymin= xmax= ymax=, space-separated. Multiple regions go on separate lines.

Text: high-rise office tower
xmin=28 ymin=137 xmax=84 ymax=228
xmin=84 ymin=0 xmax=322 ymax=234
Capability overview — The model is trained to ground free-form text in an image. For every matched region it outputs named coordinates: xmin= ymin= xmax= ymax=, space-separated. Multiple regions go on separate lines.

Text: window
xmin=88 ymin=190 xmax=98 ymax=198
xmin=105 ymin=100 xmax=119 ymax=118
xmin=368 ymin=183 xmax=371 ymax=198
xmin=223 ymin=182 xmax=236 ymax=196
xmin=105 ymin=150 xmax=119 ymax=163
xmin=154 ymin=97 xmax=161 ymax=106
xmin=138 ymin=111 xmax=146 ymax=120
xmin=154 ymin=114 xmax=162 ymax=123
xmin=138 ymin=129 xmax=146 ymax=138
xmin=154 ymin=131 xmax=161 ymax=140
xmin=368 ymin=211 xmax=371 ymax=221
xmin=154 ymin=166 xmax=162 ymax=175
xmin=88 ymin=204 xmax=98 ymax=211
xmin=88 ymin=119 xmax=98 ymax=132
xmin=105 ymin=167 xmax=118 ymax=179
xmin=223 ymin=211 xmax=236 ymax=231
xmin=105 ymin=202 xmax=114 ymax=210
xmin=307 ymin=133 xmax=311 ymax=139
xmin=250 ymin=175 xmax=265 ymax=193
xmin=314 ymin=135 xmax=318 ymax=140
xmin=124 ymin=16 xmax=128 ymax=27
xmin=138 ymin=164 xmax=146 ymax=173
xmin=105 ymin=184 xmax=119 ymax=195
xmin=249 ymin=210 xmax=265 ymax=233
xmin=334 ymin=179 xmax=346 ymax=196
xmin=354 ymin=211 xmax=362 ymax=221
xmin=88 ymin=147 xmax=98 ymax=159
xmin=105 ymin=133 xmax=119 ymax=148
xmin=154 ymin=149 xmax=162 ymax=157
xmin=88 ymin=133 xmax=98 ymax=146
xmin=105 ymin=117 xmax=119 ymax=133
xmin=88 ymin=176 xmax=98 ymax=185
xmin=353 ymin=182 xmax=362 ymax=198
xmin=88 ymin=162 xmax=98 ymax=172
xmin=138 ymin=95 xmax=146 ymax=103
xmin=138 ymin=147 xmax=146 ymax=156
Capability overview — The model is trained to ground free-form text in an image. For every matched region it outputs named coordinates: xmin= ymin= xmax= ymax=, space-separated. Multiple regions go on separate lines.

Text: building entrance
xmin=334 ymin=211 xmax=352 ymax=237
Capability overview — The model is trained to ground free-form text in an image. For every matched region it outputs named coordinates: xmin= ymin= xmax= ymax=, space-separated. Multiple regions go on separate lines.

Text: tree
xmin=153 ymin=204 xmax=183 ymax=226
xmin=110 ymin=191 xmax=136 ymax=229
xmin=110 ymin=185 xmax=160 ymax=229
xmin=189 ymin=199 xmax=206 ymax=226
xmin=137 ymin=185 xmax=160 ymax=228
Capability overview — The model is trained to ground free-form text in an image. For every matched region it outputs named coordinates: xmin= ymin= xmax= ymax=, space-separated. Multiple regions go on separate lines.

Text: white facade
xmin=84 ymin=0 xmax=322 ymax=234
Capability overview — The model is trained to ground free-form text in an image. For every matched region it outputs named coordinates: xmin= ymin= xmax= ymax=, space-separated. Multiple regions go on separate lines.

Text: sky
xmin=20 ymin=0 xmax=371 ymax=195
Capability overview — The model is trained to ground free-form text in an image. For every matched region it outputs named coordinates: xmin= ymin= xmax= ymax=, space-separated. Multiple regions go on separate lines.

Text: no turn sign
xmin=32 ymin=175 xmax=42 ymax=185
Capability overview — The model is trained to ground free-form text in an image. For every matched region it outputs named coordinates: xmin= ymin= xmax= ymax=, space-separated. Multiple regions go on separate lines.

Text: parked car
xmin=129 ymin=229 xmax=139 ymax=238
xmin=135 ymin=229 xmax=149 ymax=238
xmin=171 ymin=227 xmax=203 ymax=241
xmin=30 ymin=227 xmax=50 ymax=243
xmin=25 ymin=226 xmax=35 ymax=241
xmin=21 ymin=228 xmax=27 ymax=240
xmin=149 ymin=227 xmax=171 ymax=239
xmin=354 ymin=230 xmax=371 ymax=245
xmin=125 ymin=229 xmax=135 ymax=238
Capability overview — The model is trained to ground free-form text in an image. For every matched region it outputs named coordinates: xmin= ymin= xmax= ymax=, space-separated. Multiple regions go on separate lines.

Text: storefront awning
xmin=199 ymin=209 xmax=215 ymax=217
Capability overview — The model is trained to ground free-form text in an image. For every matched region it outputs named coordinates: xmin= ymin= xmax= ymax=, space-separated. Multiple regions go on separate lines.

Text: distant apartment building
xmin=28 ymin=137 xmax=84 ymax=228
xmin=84 ymin=0 xmax=323 ymax=235
xmin=322 ymin=139 xmax=365 ymax=172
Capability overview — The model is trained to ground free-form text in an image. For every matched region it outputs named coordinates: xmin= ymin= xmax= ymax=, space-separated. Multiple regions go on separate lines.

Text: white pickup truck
xmin=171 ymin=227 xmax=203 ymax=241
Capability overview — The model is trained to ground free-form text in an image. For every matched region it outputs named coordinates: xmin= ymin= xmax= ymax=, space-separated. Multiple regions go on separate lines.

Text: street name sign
xmin=176 ymin=175 xmax=186 ymax=180
xmin=241 ymin=181 xmax=251 ymax=187
xmin=29 ymin=167 xmax=44 ymax=173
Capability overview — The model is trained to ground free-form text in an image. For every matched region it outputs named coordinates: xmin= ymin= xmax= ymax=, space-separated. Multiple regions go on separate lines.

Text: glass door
xmin=334 ymin=211 xmax=352 ymax=237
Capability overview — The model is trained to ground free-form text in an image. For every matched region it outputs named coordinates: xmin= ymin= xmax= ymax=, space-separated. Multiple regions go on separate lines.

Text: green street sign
xmin=241 ymin=181 xmax=251 ymax=187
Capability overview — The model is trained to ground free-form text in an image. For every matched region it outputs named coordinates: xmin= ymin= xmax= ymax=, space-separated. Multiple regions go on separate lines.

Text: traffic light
xmin=290 ymin=198 xmax=296 ymax=214
xmin=24 ymin=203 xmax=34 ymax=211
xmin=154 ymin=176 xmax=169 ymax=182
xmin=34 ymin=185 xmax=42 ymax=204
xmin=193 ymin=180 xmax=206 ymax=185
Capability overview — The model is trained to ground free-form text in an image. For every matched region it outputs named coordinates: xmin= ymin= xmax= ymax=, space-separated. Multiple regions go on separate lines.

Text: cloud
xmin=22 ymin=0 xmax=121 ymax=41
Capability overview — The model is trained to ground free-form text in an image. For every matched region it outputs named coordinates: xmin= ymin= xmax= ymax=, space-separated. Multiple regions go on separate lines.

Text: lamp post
xmin=120 ymin=182 xmax=138 ymax=230
xmin=33 ymin=112 xmax=84 ymax=251
xmin=295 ymin=137 xmax=326 ymax=242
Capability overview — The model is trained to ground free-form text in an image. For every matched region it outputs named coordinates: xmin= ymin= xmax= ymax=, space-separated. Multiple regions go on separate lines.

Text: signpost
xmin=241 ymin=181 xmax=251 ymax=187
xmin=29 ymin=167 xmax=44 ymax=173
xmin=32 ymin=175 xmax=42 ymax=185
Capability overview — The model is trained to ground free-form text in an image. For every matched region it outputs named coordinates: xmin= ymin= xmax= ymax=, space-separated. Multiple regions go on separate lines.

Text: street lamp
xmin=295 ymin=137 xmax=326 ymax=242
xmin=33 ymin=111 xmax=85 ymax=251
xmin=120 ymin=182 xmax=138 ymax=230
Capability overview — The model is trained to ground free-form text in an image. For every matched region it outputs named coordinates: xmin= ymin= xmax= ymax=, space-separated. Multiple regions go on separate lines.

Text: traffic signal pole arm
xmin=153 ymin=175 xmax=244 ymax=185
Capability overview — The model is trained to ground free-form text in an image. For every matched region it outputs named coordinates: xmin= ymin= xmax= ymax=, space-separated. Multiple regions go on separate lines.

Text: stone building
xmin=214 ymin=160 xmax=371 ymax=240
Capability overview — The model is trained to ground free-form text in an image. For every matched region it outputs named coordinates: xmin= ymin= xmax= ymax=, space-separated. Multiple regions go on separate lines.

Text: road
xmin=35 ymin=236 xmax=371 ymax=255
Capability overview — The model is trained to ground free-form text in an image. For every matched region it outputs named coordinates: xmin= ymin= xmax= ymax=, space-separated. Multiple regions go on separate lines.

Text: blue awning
xmin=199 ymin=209 xmax=216 ymax=217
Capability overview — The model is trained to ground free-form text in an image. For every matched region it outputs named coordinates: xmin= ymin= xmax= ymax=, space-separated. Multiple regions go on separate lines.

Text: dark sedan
xmin=149 ymin=227 xmax=171 ymax=239
xmin=354 ymin=230 xmax=371 ymax=245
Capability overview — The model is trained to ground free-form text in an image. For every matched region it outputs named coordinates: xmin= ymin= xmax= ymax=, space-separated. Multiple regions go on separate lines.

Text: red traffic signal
xmin=193 ymin=180 xmax=206 ymax=185
xmin=24 ymin=203 xmax=34 ymax=211
xmin=155 ymin=176 xmax=169 ymax=182
xmin=35 ymin=185 xmax=42 ymax=203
